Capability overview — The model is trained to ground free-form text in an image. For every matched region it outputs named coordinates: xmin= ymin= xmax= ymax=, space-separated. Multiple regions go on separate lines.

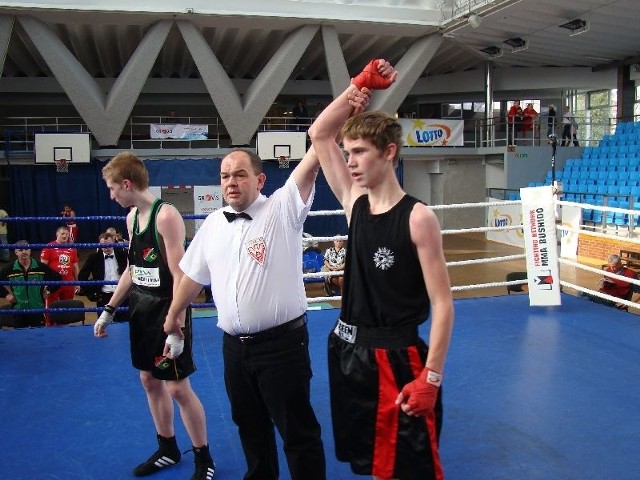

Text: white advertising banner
xmin=520 ymin=186 xmax=562 ymax=306
xmin=398 ymin=119 xmax=464 ymax=147
xmin=193 ymin=185 xmax=222 ymax=232
xmin=150 ymin=124 xmax=208 ymax=140
xmin=560 ymin=204 xmax=581 ymax=259
xmin=486 ymin=198 xmax=524 ymax=247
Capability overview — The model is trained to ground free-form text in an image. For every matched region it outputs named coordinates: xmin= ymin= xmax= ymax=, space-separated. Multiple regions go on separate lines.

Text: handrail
xmin=1 ymin=115 xmax=316 ymax=155
xmin=0 ymin=114 xmax=634 ymax=155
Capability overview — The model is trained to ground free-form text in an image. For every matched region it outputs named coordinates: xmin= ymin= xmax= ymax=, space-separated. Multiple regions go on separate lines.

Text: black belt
xmin=227 ymin=314 xmax=307 ymax=345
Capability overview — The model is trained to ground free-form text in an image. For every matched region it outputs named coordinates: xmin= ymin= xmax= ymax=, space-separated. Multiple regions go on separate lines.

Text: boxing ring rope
xmin=3 ymin=197 xmax=640 ymax=321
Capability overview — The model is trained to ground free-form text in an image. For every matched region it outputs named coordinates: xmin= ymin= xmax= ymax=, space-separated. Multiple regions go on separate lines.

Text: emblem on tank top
xmin=373 ymin=246 xmax=394 ymax=270
xmin=246 ymin=237 xmax=266 ymax=266
xmin=142 ymin=247 xmax=158 ymax=263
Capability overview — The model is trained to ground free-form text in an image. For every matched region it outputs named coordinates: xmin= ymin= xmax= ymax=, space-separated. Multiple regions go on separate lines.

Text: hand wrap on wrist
xmin=400 ymin=367 xmax=442 ymax=416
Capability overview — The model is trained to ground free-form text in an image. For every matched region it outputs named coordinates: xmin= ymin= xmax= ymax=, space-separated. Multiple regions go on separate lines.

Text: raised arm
xmin=308 ymin=59 xmax=397 ymax=219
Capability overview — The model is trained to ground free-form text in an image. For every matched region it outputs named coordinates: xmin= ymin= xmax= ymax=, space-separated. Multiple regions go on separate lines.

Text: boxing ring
xmin=2 ymin=195 xmax=640 ymax=479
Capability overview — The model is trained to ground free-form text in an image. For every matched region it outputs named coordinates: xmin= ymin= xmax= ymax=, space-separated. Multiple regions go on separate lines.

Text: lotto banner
xmin=520 ymin=186 xmax=562 ymax=306
xmin=560 ymin=204 xmax=581 ymax=259
xmin=150 ymin=124 xmax=208 ymax=140
xmin=486 ymin=199 xmax=524 ymax=247
xmin=193 ymin=186 xmax=222 ymax=232
xmin=397 ymin=119 xmax=464 ymax=147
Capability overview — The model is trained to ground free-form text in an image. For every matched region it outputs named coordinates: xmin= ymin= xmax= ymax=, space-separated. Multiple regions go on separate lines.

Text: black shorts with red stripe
xmin=327 ymin=320 xmax=444 ymax=480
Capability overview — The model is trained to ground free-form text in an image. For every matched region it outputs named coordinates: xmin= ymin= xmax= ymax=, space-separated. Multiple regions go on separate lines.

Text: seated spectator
xmin=0 ymin=240 xmax=62 ymax=328
xmin=78 ymin=232 xmax=129 ymax=321
xmin=322 ymin=237 xmax=346 ymax=296
xmin=581 ymin=254 xmax=637 ymax=309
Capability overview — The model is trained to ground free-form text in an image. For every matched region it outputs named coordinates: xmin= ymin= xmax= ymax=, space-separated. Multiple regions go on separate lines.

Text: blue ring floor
xmin=1 ymin=293 xmax=639 ymax=479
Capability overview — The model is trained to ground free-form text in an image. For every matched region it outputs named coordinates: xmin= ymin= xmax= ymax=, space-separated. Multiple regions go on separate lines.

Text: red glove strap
xmin=351 ymin=59 xmax=394 ymax=91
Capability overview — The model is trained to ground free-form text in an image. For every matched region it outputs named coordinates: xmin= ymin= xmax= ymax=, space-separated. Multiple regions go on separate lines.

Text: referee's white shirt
xmin=180 ymin=176 xmax=314 ymax=335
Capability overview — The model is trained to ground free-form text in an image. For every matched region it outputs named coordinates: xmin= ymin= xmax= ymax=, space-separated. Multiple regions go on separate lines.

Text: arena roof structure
xmin=1 ymin=0 xmax=640 ymax=82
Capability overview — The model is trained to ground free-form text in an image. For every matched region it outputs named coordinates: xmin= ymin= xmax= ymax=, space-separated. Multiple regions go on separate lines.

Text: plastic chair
xmin=48 ymin=300 xmax=86 ymax=326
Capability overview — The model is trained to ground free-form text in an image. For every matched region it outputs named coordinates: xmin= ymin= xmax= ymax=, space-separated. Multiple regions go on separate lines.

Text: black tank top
xmin=128 ymin=199 xmax=174 ymax=296
xmin=341 ymin=194 xmax=430 ymax=328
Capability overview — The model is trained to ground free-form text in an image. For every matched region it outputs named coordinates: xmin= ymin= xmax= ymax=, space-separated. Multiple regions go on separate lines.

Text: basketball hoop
xmin=55 ymin=159 xmax=69 ymax=173
xmin=278 ymin=155 xmax=290 ymax=169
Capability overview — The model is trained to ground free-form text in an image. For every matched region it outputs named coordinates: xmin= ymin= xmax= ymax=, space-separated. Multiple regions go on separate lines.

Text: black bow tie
xmin=104 ymin=254 xmax=114 ymax=259
xmin=223 ymin=211 xmax=252 ymax=222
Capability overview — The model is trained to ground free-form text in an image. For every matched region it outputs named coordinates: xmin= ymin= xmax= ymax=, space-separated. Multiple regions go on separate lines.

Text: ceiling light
xmin=480 ymin=46 xmax=502 ymax=57
xmin=559 ymin=19 xmax=589 ymax=36
xmin=468 ymin=13 xmax=482 ymax=28
xmin=503 ymin=37 xmax=527 ymax=52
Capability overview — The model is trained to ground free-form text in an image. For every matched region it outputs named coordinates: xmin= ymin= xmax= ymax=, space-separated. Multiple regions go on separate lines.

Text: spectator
xmin=561 ymin=105 xmax=579 ymax=146
xmin=0 ymin=240 xmax=62 ymax=328
xmin=93 ymin=152 xmax=215 ymax=479
xmin=0 ymin=205 xmax=8 ymax=262
xmin=78 ymin=232 xmax=129 ymax=322
xmin=61 ymin=204 xmax=78 ymax=242
xmin=581 ymin=254 xmax=636 ymax=308
xmin=40 ymin=225 xmax=79 ymax=326
xmin=309 ymin=58 xmax=454 ymax=480
xmin=105 ymin=226 xmax=126 ymax=243
xmin=292 ymin=99 xmax=310 ymax=131
xmin=547 ymin=104 xmax=557 ymax=138
xmin=507 ymin=100 xmax=523 ymax=145
xmin=522 ymin=103 xmax=539 ymax=140
xmin=167 ymin=109 xmax=177 ymax=122
xmin=322 ymin=237 xmax=346 ymax=296
xmin=313 ymin=102 xmax=326 ymax=119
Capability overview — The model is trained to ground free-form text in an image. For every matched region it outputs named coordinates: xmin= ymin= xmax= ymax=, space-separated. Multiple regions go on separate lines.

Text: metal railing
xmin=0 ymin=113 xmax=632 ymax=156
xmin=474 ymin=115 xmax=620 ymax=148
xmin=1 ymin=115 xmax=316 ymax=156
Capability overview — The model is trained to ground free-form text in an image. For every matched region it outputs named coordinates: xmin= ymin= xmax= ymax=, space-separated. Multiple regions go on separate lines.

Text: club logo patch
xmin=373 ymin=247 xmax=395 ymax=270
xmin=142 ymin=247 xmax=158 ymax=263
xmin=246 ymin=237 xmax=267 ymax=265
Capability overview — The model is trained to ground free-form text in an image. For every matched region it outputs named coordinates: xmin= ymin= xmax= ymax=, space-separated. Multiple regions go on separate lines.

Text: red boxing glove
xmin=351 ymin=59 xmax=394 ymax=91
xmin=399 ymin=367 xmax=442 ymax=417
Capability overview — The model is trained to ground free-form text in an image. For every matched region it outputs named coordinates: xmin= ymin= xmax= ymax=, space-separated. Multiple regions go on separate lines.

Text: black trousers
xmin=0 ymin=304 xmax=44 ymax=328
xmin=561 ymin=124 xmax=579 ymax=146
xmin=222 ymin=322 xmax=326 ymax=480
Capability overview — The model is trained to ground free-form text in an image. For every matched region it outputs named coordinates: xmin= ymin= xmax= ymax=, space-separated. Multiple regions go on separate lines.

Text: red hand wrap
xmin=351 ymin=59 xmax=394 ymax=91
xmin=400 ymin=367 xmax=441 ymax=416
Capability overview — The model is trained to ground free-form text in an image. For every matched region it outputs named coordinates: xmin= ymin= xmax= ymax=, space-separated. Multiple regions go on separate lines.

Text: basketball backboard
xmin=256 ymin=131 xmax=307 ymax=160
xmin=34 ymin=133 xmax=91 ymax=164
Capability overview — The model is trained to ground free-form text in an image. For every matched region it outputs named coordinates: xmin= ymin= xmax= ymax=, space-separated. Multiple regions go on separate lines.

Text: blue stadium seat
xmin=605 ymin=199 xmax=619 ymax=224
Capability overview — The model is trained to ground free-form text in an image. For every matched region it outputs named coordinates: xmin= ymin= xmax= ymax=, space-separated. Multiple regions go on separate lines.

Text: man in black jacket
xmin=79 ymin=231 xmax=129 ymax=321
